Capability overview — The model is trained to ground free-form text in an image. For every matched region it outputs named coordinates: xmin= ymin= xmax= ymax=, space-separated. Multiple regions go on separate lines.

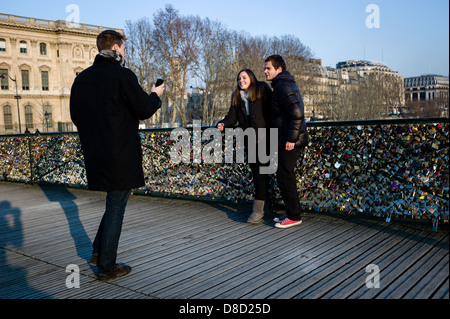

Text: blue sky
xmin=1 ymin=0 xmax=448 ymax=78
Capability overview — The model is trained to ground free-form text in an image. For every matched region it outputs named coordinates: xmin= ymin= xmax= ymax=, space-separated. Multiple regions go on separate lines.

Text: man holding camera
xmin=70 ymin=30 xmax=164 ymax=281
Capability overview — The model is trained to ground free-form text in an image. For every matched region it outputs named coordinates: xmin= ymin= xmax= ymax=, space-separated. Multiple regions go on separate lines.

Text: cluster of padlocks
xmin=0 ymin=120 xmax=448 ymax=226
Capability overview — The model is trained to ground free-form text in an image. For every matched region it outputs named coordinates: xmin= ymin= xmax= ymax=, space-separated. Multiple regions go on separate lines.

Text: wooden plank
xmin=360 ymin=230 xmax=449 ymax=299
xmin=401 ymin=253 xmax=449 ymax=299
xmin=318 ymin=227 xmax=427 ymax=299
xmin=189 ymin=218 xmax=369 ymax=299
xmin=117 ymin=221 xmax=272 ymax=292
xmin=431 ymin=279 xmax=449 ymax=299
xmin=0 ymin=182 xmax=448 ymax=300
xmin=242 ymin=219 xmax=395 ymax=299
xmin=154 ymin=218 xmax=333 ymax=298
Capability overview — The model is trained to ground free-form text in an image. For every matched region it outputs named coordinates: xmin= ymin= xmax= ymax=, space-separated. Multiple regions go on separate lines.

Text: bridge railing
xmin=1 ymin=118 xmax=448 ymax=224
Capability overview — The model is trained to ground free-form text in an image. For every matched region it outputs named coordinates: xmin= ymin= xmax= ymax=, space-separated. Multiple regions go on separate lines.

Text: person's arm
xmin=122 ymin=69 xmax=163 ymax=120
xmin=217 ymin=92 xmax=239 ymax=131
xmin=280 ymin=84 xmax=305 ymax=148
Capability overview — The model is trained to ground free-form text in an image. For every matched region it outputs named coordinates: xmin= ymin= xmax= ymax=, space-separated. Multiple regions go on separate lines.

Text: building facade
xmin=299 ymin=59 xmax=405 ymax=120
xmin=0 ymin=13 xmax=122 ymax=134
xmin=404 ymin=74 xmax=449 ymax=102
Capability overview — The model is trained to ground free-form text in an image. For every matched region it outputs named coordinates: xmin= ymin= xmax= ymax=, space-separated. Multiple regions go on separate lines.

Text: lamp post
xmin=44 ymin=111 xmax=49 ymax=132
xmin=0 ymin=73 xmax=22 ymax=134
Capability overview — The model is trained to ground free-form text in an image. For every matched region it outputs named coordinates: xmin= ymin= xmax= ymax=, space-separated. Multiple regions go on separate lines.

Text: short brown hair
xmin=97 ymin=30 xmax=125 ymax=51
xmin=265 ymin=55 xmax=286 ymax=71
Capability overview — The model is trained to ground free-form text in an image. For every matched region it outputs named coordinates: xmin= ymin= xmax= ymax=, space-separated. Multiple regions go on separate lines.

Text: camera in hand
xmin=155 ymin=79 xmax=164 ymax=87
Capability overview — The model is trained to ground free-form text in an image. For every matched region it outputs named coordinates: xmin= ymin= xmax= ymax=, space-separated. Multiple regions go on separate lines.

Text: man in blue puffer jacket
xmin=264 ymin=55 xmax=309 ymax=229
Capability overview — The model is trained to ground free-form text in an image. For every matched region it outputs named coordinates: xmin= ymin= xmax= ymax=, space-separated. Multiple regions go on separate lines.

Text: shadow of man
xmin=38 ymin=185 xmax=92 ymax=266
xmin=0 ymin=200 xmax=51 ymax=298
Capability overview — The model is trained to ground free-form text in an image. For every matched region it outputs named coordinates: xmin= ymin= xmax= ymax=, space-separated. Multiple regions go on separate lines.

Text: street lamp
xmin=44 ymin=111 xmax=49 ymax=132
xmin=0 ymin=73 xmax=22 ymax=134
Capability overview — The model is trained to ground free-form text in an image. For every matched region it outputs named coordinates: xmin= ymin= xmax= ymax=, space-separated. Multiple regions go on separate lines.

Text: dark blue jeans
xmin=93 ymin=189 xmax=131 ymax=274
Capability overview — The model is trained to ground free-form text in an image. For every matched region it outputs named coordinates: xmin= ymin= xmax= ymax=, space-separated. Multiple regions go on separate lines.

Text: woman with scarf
xmin=217 ymin=69 xmax=272 ymax=224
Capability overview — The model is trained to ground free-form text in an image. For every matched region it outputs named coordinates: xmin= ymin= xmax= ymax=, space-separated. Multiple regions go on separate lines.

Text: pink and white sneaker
xmin=275 ymin=217 xmax=302 ymax=229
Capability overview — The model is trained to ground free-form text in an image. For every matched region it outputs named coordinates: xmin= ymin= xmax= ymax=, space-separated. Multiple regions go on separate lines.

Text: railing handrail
xmin=1 ymin=117 xmax=448 ymax=138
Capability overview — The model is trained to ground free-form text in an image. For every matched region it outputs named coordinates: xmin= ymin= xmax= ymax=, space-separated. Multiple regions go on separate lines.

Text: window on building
xmin=25 ymin=105 xmax=33 ymax=128
xmin=41 ymin=71 xmax=49 ymax=91
xmin=0 ymin=39 xmax=6 ymax=52
xmin=0 ymin=69 xmax=8 ymax=90
xmin=3 ymin=105 xmax=13 ymax=130
xmin=21 ymin=70 xmax=30 ymax=90
xmin=40 ymin=43 xmax=47 ymax=55
xmin=20 ymin=41 xmax=27 ymax=54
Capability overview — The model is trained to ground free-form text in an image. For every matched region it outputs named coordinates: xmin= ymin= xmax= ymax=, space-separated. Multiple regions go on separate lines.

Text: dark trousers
xmin=246 ymin=135 xmax=270 ymax=201
xmin=276 ymin=147 xmax=302 ymax=221
xmin=249 ymin=161 xmax=269 ymax=200
xmin=93 ymin=189 xmax=131 ymax=274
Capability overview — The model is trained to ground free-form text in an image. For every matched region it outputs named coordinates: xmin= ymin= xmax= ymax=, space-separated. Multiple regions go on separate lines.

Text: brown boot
xmin=247 ymin=200 xmax=265 ymax=224
xmin=98 ymin=264 xmax=132 ymax=281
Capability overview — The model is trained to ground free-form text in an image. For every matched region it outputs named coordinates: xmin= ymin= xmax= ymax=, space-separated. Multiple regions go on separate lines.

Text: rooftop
xmin=0 ymin=12 xmax=121 ymax=35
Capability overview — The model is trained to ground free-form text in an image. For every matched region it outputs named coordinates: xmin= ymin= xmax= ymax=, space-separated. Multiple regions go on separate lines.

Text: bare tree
xmin=125 ymin=18 xmax=161 ymax=127
xmin=152 ymin=5 xmax=203 ymax=127
xmin=177 ymin=14 xmax=203 ymax=126
xmin=124 ymin=6 xmax=323 ymax=127
xmin=187 ymin=23 xmax=240 ymax=125
xmin=152 ymin=5 xmax=182 ymax=126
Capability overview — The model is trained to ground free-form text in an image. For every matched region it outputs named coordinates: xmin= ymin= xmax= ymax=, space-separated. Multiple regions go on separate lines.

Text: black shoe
xmin=98 ymin=264 xmax=132 ymax=281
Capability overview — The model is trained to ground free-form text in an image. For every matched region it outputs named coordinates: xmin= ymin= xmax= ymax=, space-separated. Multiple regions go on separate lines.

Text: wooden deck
xmin=0 ymin=181 xmax=448 ymax=301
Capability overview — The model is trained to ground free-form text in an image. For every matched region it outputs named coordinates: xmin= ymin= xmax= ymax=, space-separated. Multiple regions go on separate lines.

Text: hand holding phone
xmin=152 ymin=79 xmax=165 ymax=97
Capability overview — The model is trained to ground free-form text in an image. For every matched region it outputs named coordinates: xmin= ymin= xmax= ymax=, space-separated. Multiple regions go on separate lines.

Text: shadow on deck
xmin=0 ymin=182 xmax=448 ymax=303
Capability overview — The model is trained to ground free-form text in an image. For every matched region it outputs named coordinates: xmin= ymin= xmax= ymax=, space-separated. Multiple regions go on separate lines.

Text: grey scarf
xmin=98 ymin=49 xmax=125 ymax=67
xmin=240 ymin=90 xmax=250 ymax=115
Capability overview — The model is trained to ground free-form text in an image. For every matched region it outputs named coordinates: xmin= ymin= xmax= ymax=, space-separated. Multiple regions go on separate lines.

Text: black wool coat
xmin=70 ymin=55 xmax=161 ymax=191
xmin=218 ymin=81 xmax=272 ymax=136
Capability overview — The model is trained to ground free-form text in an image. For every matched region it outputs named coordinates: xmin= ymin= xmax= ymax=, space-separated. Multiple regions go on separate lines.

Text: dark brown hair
xmin=96 ymin=30 xmax=125 ymax=51
xmin=231 ymin=69 xmax=264 ymax=107
xmin=265 ymin=54 xmax=286 ymax=71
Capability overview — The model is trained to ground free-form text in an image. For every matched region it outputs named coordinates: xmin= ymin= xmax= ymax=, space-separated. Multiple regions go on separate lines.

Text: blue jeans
xmin=93 ymin=189 xmax=131 ymax=274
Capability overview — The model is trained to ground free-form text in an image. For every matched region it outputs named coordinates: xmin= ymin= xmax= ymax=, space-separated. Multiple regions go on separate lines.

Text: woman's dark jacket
xmin=70 ymin=55 xmax=161 ymax=191
xmin=218 ymin=81 xmax=272 ymax=135
xmin=270 ymin=71 xmax=308 ymax=148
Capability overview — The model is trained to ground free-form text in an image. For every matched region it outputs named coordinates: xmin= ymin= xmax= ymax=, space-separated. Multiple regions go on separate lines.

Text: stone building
xmin=404 ymin=74 xmax=449 ymax=102
xmin=300 ymin=59 xmax=405 ymax=120
xmin=0 ymin=13 xmax=122 ymax=134
xmin=404 ymin=74 xmax=449 ymax=118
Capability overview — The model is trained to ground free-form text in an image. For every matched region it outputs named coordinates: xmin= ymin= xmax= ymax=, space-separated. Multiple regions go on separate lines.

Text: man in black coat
xmin=264 ymin=55 xmax=308 ymax=229
xmin=70 ymin=30 xmax=164 ymax=280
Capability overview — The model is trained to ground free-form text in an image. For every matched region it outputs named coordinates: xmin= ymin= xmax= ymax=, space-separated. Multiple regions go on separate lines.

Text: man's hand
xmin=285 ymin=141 xmax=295 ymax=151
xmin=151 ymin=83 xmax=165 ymax=97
